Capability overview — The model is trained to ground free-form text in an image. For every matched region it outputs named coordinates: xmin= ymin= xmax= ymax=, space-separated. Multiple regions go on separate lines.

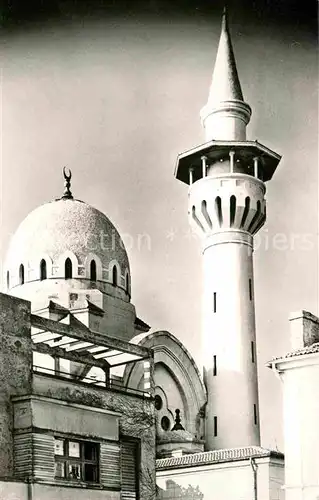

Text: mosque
xmin=0 ymin=8 xmax=318 ymax=500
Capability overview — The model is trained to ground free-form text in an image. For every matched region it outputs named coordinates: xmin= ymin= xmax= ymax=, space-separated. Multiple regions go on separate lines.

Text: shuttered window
xmin=121 ymin=439 xmax=139 ymax=500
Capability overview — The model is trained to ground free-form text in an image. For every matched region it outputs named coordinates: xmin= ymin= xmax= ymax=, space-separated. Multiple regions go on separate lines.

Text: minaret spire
xmin=174 ymin=8 xmax=281 ymax=451
xmin=200 ymin=8 xmax=251 ymax=141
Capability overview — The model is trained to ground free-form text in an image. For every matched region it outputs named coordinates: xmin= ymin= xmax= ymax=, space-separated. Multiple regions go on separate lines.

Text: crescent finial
xmin=61 ymin=166 xmax=73 ymax=199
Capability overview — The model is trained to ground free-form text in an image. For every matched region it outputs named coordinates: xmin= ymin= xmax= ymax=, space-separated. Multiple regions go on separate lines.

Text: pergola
xmin=30 ymin=313 xmax=153 ymax=395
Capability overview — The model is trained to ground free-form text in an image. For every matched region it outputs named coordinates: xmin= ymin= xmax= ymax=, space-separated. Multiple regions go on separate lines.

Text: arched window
xmin=40 ymin=259 xmax=47 ymax=281
xmin=6 ymin=271 xmax=10 ymax=289
xmin=90 ymin=260 xmax=97 ymax=281
xmin=112 ymin=265 xmax=118 ymax=286
xmin=19 ymin=264 xmax=24 ymax=285
xmin=65 ymin=258 xmax=72 ymax=279
xmin=125 ymin=273 xmax=130 ymax=294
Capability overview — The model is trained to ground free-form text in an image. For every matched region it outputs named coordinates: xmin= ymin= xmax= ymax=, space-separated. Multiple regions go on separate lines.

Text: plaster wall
xmin=11 ymin=279 xmax=138 ymax=341
xmin=282 ymin=362 xmax=319 ymax=500
xmin=0 ymin=480 xmax=28 ymax=500
xmin=156 ymin=457 xmax=284 ymax=500
xmin=202 ymin=236 xmax=260 ymax=450
xmin=0 ymin=480 xmax=121 ymax=500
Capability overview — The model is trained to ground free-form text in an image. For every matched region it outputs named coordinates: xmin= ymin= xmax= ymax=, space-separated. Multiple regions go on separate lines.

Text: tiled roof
xmin=270 ymin=342 xmax=319 ymax=363
xmin=156 ymin=446 xmax=284 ymax=470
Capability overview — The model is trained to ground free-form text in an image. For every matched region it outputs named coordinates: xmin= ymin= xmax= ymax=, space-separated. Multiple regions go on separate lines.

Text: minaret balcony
xmin=175 ymin=140 xmax=281 ymax=185
xmin=188 ymin=173 xmax=266 ymax=236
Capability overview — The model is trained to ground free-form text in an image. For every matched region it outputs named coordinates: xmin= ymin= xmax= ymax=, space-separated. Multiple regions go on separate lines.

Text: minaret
xmin=175 ymin=9 xmax=281 ymax=451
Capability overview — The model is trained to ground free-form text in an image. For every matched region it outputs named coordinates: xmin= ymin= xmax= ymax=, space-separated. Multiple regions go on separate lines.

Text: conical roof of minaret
xmin=207 ymin=7 xmax=244 ymax=108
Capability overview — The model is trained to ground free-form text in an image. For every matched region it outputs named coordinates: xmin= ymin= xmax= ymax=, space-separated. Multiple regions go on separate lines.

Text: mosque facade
xmin=0 ymin=9 xmax=318 ymax=500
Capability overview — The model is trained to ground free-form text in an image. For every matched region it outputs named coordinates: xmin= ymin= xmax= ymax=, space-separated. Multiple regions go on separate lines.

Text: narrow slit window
xmin=254 ymin=404 xmax=257 ymax=425
xmin=249 ymin=278 xmax=253 ymax=300
xmin=251 ymin=341 xmax=255 ymax=363
xmin=230 ymin=195 xmax=236 ymax=227
xmin=90 ymin=260 xmax=97 ymax=281
xmin=6 ymin=271 xmax=10 ymax=289
xmin=65 ymin=258 xmax=73 ymax=279
xmin=213 ymin=355 xmax=217 ymax=376
xmin=214 ymin=416 xmax=218 ymax=437
xmin=112 ymin=265 xmax=118 ymax=286
xmin=19 ymin=264 xmax=24 ymax=285
xmin=125 ymin=273 xmax=130 ymax=294
xmin=213 ymin=292 xmax=217 ymax=313
xmin=215 ymin=196 xmax=223 ymax=226
xmin=40 ymin=259 xmax=47 ymax=281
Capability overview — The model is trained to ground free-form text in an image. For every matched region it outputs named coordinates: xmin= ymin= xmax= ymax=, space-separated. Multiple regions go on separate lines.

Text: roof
xmin=206 ymin=7 xmax=244 ymax=107
xmin=156 ymin=446 xmax=284 ymax=470
xmin=269 ymin=342 xmax=319 ymax=364
xmin=5 ymin=198 xmax=130 ymax=286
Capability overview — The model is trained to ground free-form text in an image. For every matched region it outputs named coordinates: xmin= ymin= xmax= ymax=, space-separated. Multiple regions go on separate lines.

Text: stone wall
xmin=33 ymin=373 xmax=156 ymax=499
xmin=289 ymin=310 xmax=319 ymax=349
xmin=0 ymin=293 xmax=32 ymax=475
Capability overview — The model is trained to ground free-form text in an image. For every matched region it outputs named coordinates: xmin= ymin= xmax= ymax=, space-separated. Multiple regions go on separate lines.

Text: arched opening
xmin=248 ymin=200 xmax=261 ymax=233
xmin=201 ymin=200 xmax=212 ymax=229
xmin=6 ymin=271 xmax=10 ymax=289
xmin=19 ymin=264 xmax=24 ymax=285
xmin=191 ymin=205 xmax=205 ymax=232
xmin=240 ymin=196 xmax=250 ymax=228
xmin=40 ymin=259 xmax=47 ymax=281
xmin=112 ymin=265 xmax=118 ymax=286
xmin=230 ymin=195 xmax=236 ymax=227
xmin=125 ymin=273 xmax=130 ymax=294
xmin=215 ymin=196 xmax=223 ymax=226
xmin=65 ymin=258 xmax=73 ymax=279
xmin=90 ymin=260 xmax=97 ymax=281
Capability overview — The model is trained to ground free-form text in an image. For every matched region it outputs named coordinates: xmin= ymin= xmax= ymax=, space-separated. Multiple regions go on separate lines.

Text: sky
xmin=1 ymin=0 xmax=318 ymax=450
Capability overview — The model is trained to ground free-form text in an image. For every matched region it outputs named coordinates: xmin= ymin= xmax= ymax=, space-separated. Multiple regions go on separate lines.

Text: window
xmin=90 ymin=260 xmax=97 ymax=281
xmin=112 ymin=265 xmax=118 ymax=286
xmin=54 ymin=438 xmax=99 ymax=483
xmin=249 ymin=278 xmax=253 ymax=301
xmin=154 ymin=395 xmax=163 ymax=410
xmin=251 ymin=341 xmax=255 ymax=363
xmin=161 ymin=416 xmax=170 ymax=431
xmin=19 ymin=264 xmax=24 ymax=285
xmin=213 ymin=355 xmax=217 ymax=376
xmin=213 ymin=292 xmax=217 ymax=313
xmin=254 ymin=404 xmax=258 ymax=425
xmin=125 ymin=273 xmax=130 ymax=294
xmin=40 ymin=259 xmax=47 ymax=280
xmin=214 ymin=416 xmax=218 ymax=437
xmin=65 ymin=258 xmax=72 ymax=279
xmin=6 ymin=271 xmax=9 ymax=289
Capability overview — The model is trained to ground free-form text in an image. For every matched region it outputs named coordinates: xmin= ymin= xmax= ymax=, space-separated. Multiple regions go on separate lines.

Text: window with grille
xmin=54 ymin=438 xmax=99 ymax=483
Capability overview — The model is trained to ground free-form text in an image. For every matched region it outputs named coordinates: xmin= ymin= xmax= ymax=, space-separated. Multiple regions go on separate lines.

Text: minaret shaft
xmin=202 ymin=233 xmax=260 ymax=449
xmin=175 ymin=9 xmax=280 ymax=451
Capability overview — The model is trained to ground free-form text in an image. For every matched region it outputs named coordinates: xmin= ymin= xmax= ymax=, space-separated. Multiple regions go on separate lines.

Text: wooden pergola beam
xmin=32 ymin=341 xmax=110 ymax=370
xmin=30 ymin=314 xmax=150 ymax=359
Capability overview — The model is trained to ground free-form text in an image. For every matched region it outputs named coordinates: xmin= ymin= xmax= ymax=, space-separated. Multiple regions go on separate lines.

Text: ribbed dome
xmin=5 ymin=198 xmax=130 ymax=289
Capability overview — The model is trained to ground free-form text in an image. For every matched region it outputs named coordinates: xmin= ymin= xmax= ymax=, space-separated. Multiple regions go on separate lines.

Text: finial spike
xmin=172 ymin=409 xmax=185 ymax=431
xmin=61 ymin=167 xmax=73 ymax=199
xmin=222 ymin=5 xmax=228 ymax=29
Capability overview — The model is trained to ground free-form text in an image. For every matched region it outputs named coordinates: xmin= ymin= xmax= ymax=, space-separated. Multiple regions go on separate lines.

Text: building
xmin=0 ymin=172 xmax=157 ymax=498
xmin=2 ymin=6 xmax=316 ymax=500
xmin=268 ymin=311 xmax=319 ymax=500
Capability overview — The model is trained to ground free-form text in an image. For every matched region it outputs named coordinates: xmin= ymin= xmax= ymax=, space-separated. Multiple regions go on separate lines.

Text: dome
xmin=5 ymin=197 xmax=130 ymax=291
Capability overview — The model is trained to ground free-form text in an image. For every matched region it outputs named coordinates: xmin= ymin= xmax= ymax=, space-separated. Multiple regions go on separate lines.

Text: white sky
xmin=1 ymin=12 xmax=318 ymax=450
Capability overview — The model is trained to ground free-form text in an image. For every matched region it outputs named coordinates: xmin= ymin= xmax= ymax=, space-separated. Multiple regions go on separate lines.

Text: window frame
xmin=54 ymin=437 xmax=100 ymax=484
